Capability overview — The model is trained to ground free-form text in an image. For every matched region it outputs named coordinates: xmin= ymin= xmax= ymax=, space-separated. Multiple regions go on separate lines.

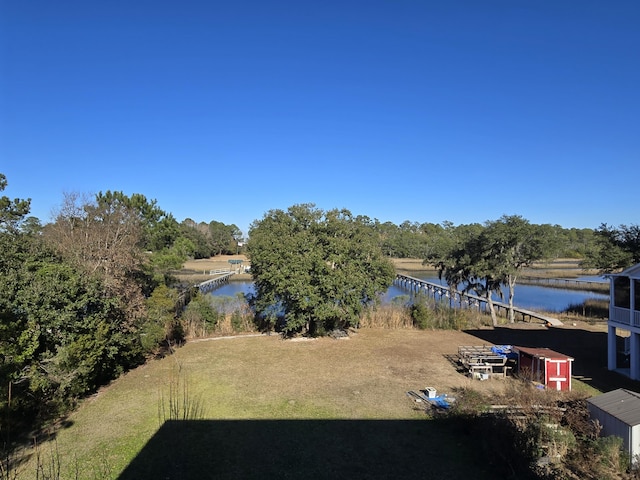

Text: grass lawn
xmin=15 ymin=329 xmax=516 ymax=479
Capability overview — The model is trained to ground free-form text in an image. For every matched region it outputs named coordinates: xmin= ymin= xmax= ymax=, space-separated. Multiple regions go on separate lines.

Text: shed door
xmin=547 ymin=360 xmax=569 ymax=391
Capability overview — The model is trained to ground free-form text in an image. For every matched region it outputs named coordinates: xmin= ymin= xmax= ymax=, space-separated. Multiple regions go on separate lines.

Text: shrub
xmin=230 ymin=311 xmax=244 ymax=332
xmin=410 ymin=301 xmax=432 ymax=329
xmin=409 ymin=296 xmax=474 ymax=330
xmin=182 ymin=293 xmax=220 ymax=338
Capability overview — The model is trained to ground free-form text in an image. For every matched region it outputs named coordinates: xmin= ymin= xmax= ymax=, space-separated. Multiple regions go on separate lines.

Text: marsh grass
xmin=564 ymin=298 xmax=609 ymax=320
xmin=359 ymin=304 xmax=413 ymax=329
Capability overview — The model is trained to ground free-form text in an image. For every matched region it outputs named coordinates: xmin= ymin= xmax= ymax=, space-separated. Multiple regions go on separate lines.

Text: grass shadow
xmin=118 ymin=418 xmax=524 ymax=479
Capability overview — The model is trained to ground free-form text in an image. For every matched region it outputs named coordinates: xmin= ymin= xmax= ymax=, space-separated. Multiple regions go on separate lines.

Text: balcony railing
xmin=611 ymin=306 xmax=631 ymax=325
xmin=610 ymin=307 xmax=640 ymax=327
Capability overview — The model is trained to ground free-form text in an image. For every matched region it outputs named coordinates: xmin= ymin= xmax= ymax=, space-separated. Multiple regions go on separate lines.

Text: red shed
xmin=514 ymin=346 xmax=574 ymax=391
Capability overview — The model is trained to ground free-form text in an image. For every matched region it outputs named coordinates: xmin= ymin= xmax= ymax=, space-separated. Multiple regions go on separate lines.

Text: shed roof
xmin=514 ymin=346 xmax=574 ymax=361
xmin=587 ymin=389 xmax=640 ymax=427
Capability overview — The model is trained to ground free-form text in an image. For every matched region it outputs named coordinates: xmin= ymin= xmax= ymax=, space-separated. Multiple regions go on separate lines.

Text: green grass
xmin=12 ymin=331 xmax=538 ymax=478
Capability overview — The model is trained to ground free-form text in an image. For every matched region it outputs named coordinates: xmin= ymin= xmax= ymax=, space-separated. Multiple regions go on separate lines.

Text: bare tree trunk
xmin=507 ymin=275 xmax=517 ymax=323
xmin=486 ymin=293 xmax=498 ymax=326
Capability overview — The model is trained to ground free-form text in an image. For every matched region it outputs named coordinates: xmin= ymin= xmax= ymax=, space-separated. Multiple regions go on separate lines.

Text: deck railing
xmin=609 ymin=306 xmax=640 ymax=327
xmin=611 ymin=306 xmax=630 ymax=325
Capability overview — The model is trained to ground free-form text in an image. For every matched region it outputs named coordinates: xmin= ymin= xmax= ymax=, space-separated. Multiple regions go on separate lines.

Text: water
xmin=210 ymin=282 xmax=255 ymax=297
xmin=396 ymin=273 xmax=609 ymax=312
xmin=211 ymin=274 xmax=609 ymax=313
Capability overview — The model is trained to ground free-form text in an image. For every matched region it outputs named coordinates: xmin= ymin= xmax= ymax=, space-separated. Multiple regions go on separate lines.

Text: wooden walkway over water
xmin=394 ymin=274 xmax=563 ymax=326
xmin=197 ymin=272 xmax=235 ymax=294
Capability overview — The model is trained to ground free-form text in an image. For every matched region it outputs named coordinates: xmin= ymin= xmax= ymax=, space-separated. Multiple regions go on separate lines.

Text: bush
xmin=230 ymin=311 xmax=244 ymax=332
xmin=409 ymin=296 xmax=472 ymax=330
xmin=182 ymin=293 xmax=220 ymax=338
xmin=410 ymin=301 xmax=432 ymax=329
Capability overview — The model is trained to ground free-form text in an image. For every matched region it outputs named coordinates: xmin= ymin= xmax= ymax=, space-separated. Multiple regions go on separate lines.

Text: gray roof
xmin=611 ymin=263 xmax=640 ymax=279
xmin=587 ymin=389 xmax=640 ymax=426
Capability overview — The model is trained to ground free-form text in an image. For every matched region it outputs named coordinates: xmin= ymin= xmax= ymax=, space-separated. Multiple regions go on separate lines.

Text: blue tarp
xmin=432 ymin=395 xmax=451 ymax=409
xmin=490 ymin=345 xmax=518 ymax=359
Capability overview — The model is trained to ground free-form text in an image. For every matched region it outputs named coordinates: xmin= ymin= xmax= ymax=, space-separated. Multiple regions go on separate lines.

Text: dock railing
xmin=394 ymin=274 xmax=563 ymax=326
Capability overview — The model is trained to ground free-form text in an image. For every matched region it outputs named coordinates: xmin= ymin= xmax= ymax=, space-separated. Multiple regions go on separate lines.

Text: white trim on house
xmin=608 ymin=263 xmax=640 ymax=380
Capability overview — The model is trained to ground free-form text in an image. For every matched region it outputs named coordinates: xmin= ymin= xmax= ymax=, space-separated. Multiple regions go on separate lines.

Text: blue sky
xmin=1 ymin=1 xmax=638 ymax=236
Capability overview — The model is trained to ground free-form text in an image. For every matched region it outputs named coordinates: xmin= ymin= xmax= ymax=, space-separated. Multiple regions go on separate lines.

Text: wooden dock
xmin=394 ymin=274 xmax=563 ymax=326
xmin=197 ymin=272 xmax=235 ymax=293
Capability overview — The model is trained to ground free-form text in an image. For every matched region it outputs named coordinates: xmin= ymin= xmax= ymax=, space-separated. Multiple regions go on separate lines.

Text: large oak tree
xmin=247 ymin=204 xmax=395 ymax=336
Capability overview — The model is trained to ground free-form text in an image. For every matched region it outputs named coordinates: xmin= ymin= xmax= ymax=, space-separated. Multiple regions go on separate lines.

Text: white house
xmin=587 ymin=388 xmax=640 ymax=465
xmin=607 ymin=263 xmax=640 ymax=380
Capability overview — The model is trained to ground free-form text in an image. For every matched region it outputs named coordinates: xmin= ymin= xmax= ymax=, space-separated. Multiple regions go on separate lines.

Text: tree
xmin=95 ymin=191 xmax=180 ymax=252
xmin=44 ymin=192 xmax=147 ymax=322
xmin=208 ymin=221 xmax=239 ymax=255
xmin=148 ymin=236 xmax=196 ymax=284
xmin=581 ymin=223 xmax=640 ymax=273
xmin=480 ymin=216 xmax=558 ymax=322
xmin=0 ymin=173 xmax=30 ymax=233
xmin=180 ymin=219 xmax=214 ymax=259
xmin=247 ymin=204 xmax=395 ymax=336
xmin=425 ymin=217 xmax=556 ymax=325
xmin=0 ymin=176 xmax=147 ymax=432
xmin=424 ymin=223 xmax=505 ymax=325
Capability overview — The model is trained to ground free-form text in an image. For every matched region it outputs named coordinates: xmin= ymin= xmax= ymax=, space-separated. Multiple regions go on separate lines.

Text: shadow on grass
xmin=118 ymin=418 xmax=520 ymax=480
xmin=464 ymin=326 xmax=640 ymax=393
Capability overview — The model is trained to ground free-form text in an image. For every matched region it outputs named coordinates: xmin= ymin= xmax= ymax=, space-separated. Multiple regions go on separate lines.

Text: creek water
xmin=210 ymin=273 xmax=609 ymax=313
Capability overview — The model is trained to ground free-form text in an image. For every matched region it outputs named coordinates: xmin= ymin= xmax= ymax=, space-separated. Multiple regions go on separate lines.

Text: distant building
xmin=587 ymin=388 xmax=640 ymax=465
xmin=607 ymin=263 xmax=640 ymax=380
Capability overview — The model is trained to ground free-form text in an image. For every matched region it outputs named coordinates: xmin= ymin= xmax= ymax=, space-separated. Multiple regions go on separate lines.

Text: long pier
xmin=197 ymin=272 xmax=235 ymax=294
xmin=394 ymin=274 xmax=563 ymax=326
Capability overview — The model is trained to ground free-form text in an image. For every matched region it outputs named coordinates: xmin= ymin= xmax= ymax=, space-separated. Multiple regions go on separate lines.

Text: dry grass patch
xmin=391 ymin=257 xmax=436 ymax=275
xmin=182 ymin=254 xmax=249 ymax=273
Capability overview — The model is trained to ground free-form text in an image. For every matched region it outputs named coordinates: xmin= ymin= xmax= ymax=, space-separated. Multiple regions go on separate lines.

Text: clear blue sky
xmin=1 ymin=1 xmax=638 ymax=236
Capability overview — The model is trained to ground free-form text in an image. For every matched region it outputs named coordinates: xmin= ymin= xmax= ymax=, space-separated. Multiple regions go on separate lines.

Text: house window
xmin=635 ymin=280 xmax=640 ymax=311
xmin=614 ymin=277 xmax=630 ymax=309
